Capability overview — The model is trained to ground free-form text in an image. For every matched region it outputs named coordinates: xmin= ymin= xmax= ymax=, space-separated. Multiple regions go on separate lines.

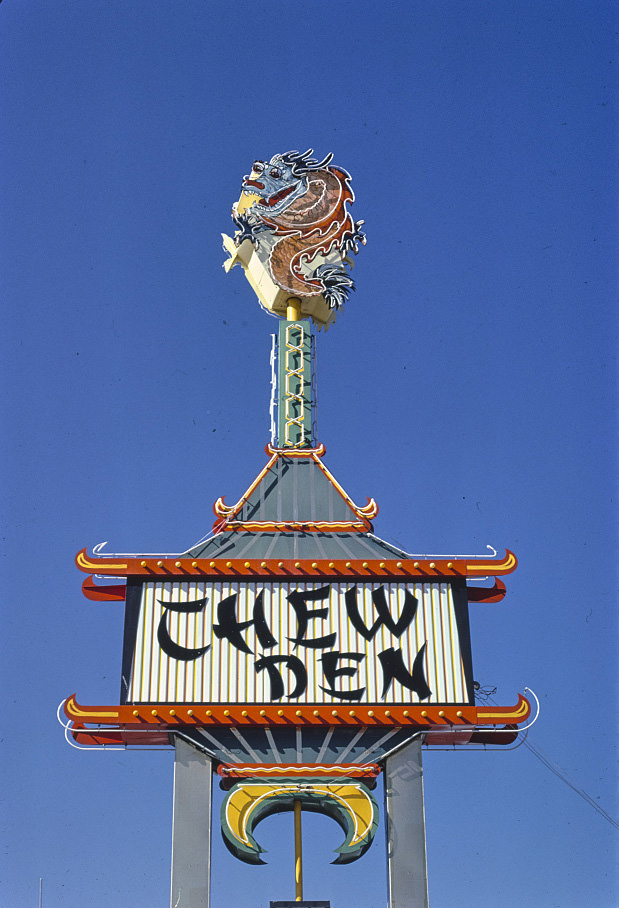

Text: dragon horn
xmin=299 ymin=148 xmax=333 ymax=169
xmin=287 ymin=149 xmax=334 ymax=171
xmin=315 ymin=151 xmax=334 ymax=168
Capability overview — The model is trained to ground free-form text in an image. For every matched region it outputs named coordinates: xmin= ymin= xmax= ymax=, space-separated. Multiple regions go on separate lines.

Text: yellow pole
xmin=287 ymin=297 xmax=302 ymax=321
xmin=294 ymin=798 xmax=303 ymax=901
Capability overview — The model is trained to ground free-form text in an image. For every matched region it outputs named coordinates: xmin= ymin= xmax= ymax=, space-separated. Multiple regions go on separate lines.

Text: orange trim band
xmin=76 ymin=550 xmax=128 ymax=572
xmin=75 ymin=550 xmax=517 ymax=579
xmin=64 ymin=696 xmax=530 ymax=729
xmin=64 ymin=696 xmax=120 ymax=720
xmin=73 ymin=553 xmax=459 ymax=577
xmin=217 ymin=763 xmax=381 ymax=779
xmin=222 ymin=520 xmax=370 ymax=533
xmin=465 ymin=550 xmax=518 ymax=575
xmin=476 ymin=693 xmax=530 ymax=722
xmin=212 ymin=447 xmax=376 ymax=532
xmin=266 ymin=443 xmax=326 ymax=457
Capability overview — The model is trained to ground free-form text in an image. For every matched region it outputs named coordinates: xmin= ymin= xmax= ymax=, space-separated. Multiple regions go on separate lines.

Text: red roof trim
xmin=64 ymin=693 xmax=530 ymax=731
xmin=211 ymin=446 xmax=377 ymax=533
xmin=75 ymin=549 xmax=518 ymax=580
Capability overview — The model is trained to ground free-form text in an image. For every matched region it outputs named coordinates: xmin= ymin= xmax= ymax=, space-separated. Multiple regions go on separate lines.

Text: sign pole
xmin=287 ymin=297 xmax=302 ymax=321
xmin=170 ymin=737 xmax=213 ymax=908
xmin=294 ymin=799 xmax=303 ymax=901
xmin=384 ymin=737 xmax=429 ymax=908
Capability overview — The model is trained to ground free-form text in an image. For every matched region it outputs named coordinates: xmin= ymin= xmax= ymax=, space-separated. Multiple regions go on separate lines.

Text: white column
xmin=170 ymin=737 xmax=213 ymax=908
xmin=383 ymin=737 xmax=429 ymax=908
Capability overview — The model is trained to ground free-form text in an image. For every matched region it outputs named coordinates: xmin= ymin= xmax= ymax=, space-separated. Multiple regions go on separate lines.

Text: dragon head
xmin=238 ymin=149 xmax=334 ymax=217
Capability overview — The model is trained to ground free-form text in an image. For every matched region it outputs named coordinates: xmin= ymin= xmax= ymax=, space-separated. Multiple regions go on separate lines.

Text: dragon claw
xmin=313 ymin=263 xmax=355 ymax=310
xmin=340 ymin=220 xmax=367 ymax=255
xmin=232 ymin=213 xmax=269 ymax=247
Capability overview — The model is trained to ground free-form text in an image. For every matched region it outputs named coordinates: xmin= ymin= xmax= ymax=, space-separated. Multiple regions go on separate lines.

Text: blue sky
xmin=1 ymin=2 xmax=617 ymax=906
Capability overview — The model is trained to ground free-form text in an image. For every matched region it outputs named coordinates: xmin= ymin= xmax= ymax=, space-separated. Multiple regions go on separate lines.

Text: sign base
xmin=270 ymin=902 xmax=330 ymax=908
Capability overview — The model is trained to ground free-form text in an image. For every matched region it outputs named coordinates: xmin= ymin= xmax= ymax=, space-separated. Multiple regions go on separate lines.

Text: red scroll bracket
xmin=81 ymin=575 xmax=127 ymax=602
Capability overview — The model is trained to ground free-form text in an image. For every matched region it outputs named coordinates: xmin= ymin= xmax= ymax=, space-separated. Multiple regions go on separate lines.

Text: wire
xmin=472 ymin=683 xmax=497 ymax=702
xmin=479 ymin=690 xmax=619 ymax=831
xmin=522 ymin=736 xmax=619 ymax=831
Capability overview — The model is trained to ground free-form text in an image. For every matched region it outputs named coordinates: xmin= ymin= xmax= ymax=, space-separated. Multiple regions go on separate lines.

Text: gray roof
xmin=228 ymin=452 xmax=361 ymax=524
xmin=187 ymin=530 xmax=409 ymax=561
xmin=184 ymin=450 xmax=409 ymax=561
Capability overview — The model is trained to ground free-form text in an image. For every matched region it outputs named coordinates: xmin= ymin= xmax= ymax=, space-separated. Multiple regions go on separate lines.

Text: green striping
xmin=277 ymin=319 xmax=313 ymax=447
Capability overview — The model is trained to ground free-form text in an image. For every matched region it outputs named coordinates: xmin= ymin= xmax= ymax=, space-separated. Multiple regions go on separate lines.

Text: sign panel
xmin=122 ymin=580 xmax=473 ymax=706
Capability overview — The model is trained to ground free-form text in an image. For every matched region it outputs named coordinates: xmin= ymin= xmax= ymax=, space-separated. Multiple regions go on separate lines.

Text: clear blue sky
xmin=2 ymin=2 xmax=617 ymax=906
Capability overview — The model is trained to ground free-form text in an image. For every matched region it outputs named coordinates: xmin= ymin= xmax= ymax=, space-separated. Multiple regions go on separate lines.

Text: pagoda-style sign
xmin=62 ymin=151 xmax=532 ymax=908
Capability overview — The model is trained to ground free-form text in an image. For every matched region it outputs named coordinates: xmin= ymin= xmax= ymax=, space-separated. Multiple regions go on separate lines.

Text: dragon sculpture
xmin=231 ymin=149 xmax=365 ymax=310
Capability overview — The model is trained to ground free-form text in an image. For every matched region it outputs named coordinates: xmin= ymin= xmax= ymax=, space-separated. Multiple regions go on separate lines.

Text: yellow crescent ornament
xmin=220 ymin=778 xmax=379 ymax=865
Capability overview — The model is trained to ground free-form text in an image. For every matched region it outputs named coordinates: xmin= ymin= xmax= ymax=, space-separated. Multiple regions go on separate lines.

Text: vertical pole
xmin=277 ymin=313 xmax=313 ymax=448
xmin=287 ymin=297 xmax=302 ymax=321
xmin=39 ymin=878 xmax=42 ymax=908
xmin=171 ymin=737 xmax=213 ymax=908
xmin=294 ymin=798 xmax=303 ymax=901
xmin=383 ymin=737 xmax=429 ymax=908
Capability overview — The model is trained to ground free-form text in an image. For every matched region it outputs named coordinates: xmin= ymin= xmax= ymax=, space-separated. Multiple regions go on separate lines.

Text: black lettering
xmin=157 ymin=597 xmax=210 ymax=661
xmin=378 ymin=644 xmax=431 ymax=700
xmin=213 ymin=590 xmax=276 ymax=654
xmin=345 ymin=585 xmax=418 ymax=640
xmin=255 ymin=655 xmax=308 ymax=700
xmin=287 ymin=586 xmax=337 ymax=649
xmin=319 ymin=651 xmax=366 ymax=701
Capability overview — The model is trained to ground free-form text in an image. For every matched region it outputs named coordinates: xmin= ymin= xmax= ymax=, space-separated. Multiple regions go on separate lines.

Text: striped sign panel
xmin=125 ymin=581 xmax=471 ymax=705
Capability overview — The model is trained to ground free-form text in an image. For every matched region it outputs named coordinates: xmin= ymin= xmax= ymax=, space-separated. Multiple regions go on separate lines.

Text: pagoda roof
xmin=187 ymin=530 xmax=409 ymax=562
xmin=184 ymin=444 xmax=397 ymax=562
xmin=75 ymin=442 xmax=517 ymax=584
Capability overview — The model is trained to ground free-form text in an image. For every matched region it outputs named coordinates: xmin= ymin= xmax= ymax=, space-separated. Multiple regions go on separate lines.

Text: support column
xmin=171 ymin=737 xmax=213 ymax=908
xmin=383 ymin=737 xmax=429 ymax=908
xmin=276 ymin=316 xmax=313 ymax=448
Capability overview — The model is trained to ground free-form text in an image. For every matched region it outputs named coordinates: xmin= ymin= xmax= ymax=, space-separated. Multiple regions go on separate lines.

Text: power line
xmin=521 ymin=737 xmax=619 ymax=831
xmin=478 ymin=690 xmax=619 ymax=831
